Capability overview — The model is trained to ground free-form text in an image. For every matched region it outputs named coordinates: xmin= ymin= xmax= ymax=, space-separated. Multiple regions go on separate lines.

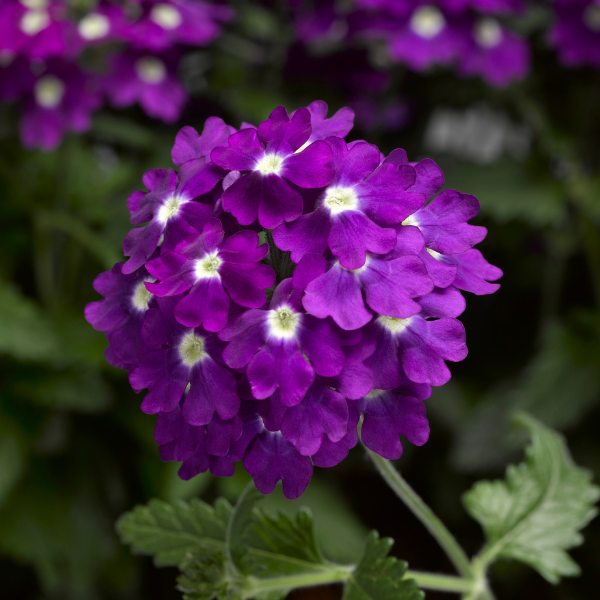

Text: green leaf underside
xmin=345 ymin=532 xmax=424 ymax=600
xmin=463 ymin=412 xmax=600 ymax=583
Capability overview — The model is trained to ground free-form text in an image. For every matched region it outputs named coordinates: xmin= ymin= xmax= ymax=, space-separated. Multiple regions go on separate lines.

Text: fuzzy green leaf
xmin=345 ymin=531 xmax=424 ymax=600
xmin=464 ymin=413 xmax=600 ymax=583
xmin=116 ymin=497 xmax=233 ymax=567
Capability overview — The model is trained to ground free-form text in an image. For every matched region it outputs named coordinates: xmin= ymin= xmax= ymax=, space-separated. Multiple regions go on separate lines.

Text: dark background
xmin=1 ymin=1 xmax=599 ymax=598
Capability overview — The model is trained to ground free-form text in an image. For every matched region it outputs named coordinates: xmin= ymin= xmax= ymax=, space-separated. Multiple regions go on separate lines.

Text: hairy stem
xmin=364 ymin=445 xmax=473 ymax=579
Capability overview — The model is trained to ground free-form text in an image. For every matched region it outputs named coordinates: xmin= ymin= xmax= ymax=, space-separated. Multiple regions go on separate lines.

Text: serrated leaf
xmin=177 ymin=546 xmax=233 ymax=600
xmin=116 ymin=497 xmax=233 ymax=567
xmin=243 ymin=508 xmax=325 ymax=579
xmin=345 ymin=531 xmax=424 ymax=600
xmin=463 ymin=412 xmax=600 ymax=583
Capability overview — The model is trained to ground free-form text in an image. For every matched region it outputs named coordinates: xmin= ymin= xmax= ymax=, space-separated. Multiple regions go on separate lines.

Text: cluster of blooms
xmin=0 ymin=0 xmax=233 ymax=150
xmin=293 ymin=0 xmax=600 ymax=85
xmin=85 ymin=100 xmax=502 ymax=499
xmin=292 ymin=0 xmax=531 ymax=88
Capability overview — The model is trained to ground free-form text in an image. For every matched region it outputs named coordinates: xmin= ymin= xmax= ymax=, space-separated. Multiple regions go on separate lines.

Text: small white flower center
xmin=78 ymin=13 xmax=110 ymax=40
xmin=410 ymin=6 xmax=445 ymax=39
xmin=323 ymin=186 xmax=359 ymax=215
xmin=179 ymin=331 xmax=207 ymax=367
xmin=34 ymin=75 xmax=65 ymax=109
xmin=474 ymin=18 xmax=503 ymax=49
xmin=365 ymin=389 xmax=385 ymax=399
xmin=150 ymin=3 xmax=183 ymax=30
xmin=157 ymin=195 xmax=185 ymax=223
xmin=255 ymin=153 xmax=284 ymax=176
xmin=379 ymin=315 xmax=412 ymax=335
xmin=20 ymin=0 xmax=47 ymax=9
xmin=426 ymin=248 xmax=442 ymax=260
xmin=584 ymin=4 xmax=600 ymax=31
xmin=135 ymin=57 xmax=167 ymax=85
xmin=401 ymin=214 xmax=419 ymax=227
xmin=268 ymin=305 xmax=300 ymax=339
xmin=20 ymin=9 xmax=50 ymax=35
xmin=195 ymin=252 xmax=222 ymax=280
xmin=131 ymin=281 xmax=153 ymax=311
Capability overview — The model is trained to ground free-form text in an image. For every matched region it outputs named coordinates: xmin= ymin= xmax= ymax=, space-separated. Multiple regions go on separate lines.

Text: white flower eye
xmin=410 ymin=6 xmax=445 ymax=40
xmin=150 ymin=4 xmax=183 ymax=30
xmin=78 ymin=13 xmax=111 ymax=41
xmin=323 ymin=186 xmax=359 ymax=215
xmin=34 ymin=75 xmax=65 ymax=109
xmin=268 ymin=305 xmax=301 ymax=339
xmin=255 ymin=153 xmax=284 ymax=176
xmin=179 ymin=332 xmax=207 ymax=367
xmin=135 ymin=57 xmax=167 ymax=85
xmin=378 ymin=315 xmax=412 ymax=335
xmin=20 ymin=9 xmax=50 ymax=36
xmin=475 ymin=18 xmax=503 ymax=49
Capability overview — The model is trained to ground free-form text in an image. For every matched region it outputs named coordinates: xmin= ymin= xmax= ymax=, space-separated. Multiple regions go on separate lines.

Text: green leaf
xmin=463 ymin=412 xmax=600 ymax=583
xmin=116 ymin=497 xmax=233 ymax=567
xmin=0 ymin=434 xmax=23 ymax=506
xmin=0 ymin=281 xmax=61 ymax=362
xmin=443 ymin=159 xmax=566 ymax=227
xmin=177 ymin=546 xmax=233 ymax=600
xmin=345 ymin=531 xmax=424 ymax=600
xmin=227 ymin=484 xmax=264 ymax=572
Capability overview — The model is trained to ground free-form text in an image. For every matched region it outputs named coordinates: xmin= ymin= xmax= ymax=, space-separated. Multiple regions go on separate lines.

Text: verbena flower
xmin=20 ymin=59 xmax=101 ymax=150
xmin=104 ymin=49 xmax=188 ymax=123
xmin=122 ymin=0 xmax=234 ymax=52
xmin=86 ymin=99 xmax=502 ymax=499
xmin=211 ymin=106 xmax=335 ymax=228
xmin=550 ymin=0 xmax=600 ymax=70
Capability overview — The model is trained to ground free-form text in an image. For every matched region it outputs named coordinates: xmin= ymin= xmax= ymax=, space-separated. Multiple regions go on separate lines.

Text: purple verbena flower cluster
xmin=0 ymin=0 xmax=233 ymax=150
xmin=86 ymin=101 xmax=502 ymax=499
xmin=292 ymin=0 xmax=531 ymax=88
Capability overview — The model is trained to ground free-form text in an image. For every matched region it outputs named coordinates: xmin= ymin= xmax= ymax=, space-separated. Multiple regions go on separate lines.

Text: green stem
xmin=240 ymin=565 xmax=473 ymax=598
xmin=407 ymin=571 xmax=473 ymax=594
xmin=364 ymin=445 xmax=473 ymax=579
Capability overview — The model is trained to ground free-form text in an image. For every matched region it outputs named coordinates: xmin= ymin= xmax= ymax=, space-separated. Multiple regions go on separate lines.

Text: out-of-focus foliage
xmin=1 ymin=1 xmax=600 ymax=599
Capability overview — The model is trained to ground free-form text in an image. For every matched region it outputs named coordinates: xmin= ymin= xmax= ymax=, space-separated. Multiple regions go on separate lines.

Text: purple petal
xmin=182 ymin=358 xmax=240 ymax=425
xmin=146 ymin=252 xmax=193 ymax=296
xmin=306 ymin=101 xmax=354 ymax=141
xmin=258 ymin=106 xmax=311 ymax=154
xmin=122 ymin=220 xmax=164 ymax=274
xmin=329 ymin=211 xmax=397 ymax=269
xmin=303 ymin=266 xmax=372 ymax=331
xmin=273 ymin=208 xmax=332 ymax=264
xmin=257 ymin=174 xmax=304 ymax=229
xmin=361 ymin=255 xmax=432 ymax=318
xmin=400 ymin=317 xmax=467 ymax=386
xmin=312 ymin=402 xmax=360 ymax=468
xmin=244 ymin=431 xmax=313 ymax=498
xmin=281 ymin=379 xmax=348 ymax=456
xmin=175 ymin=278 xmax=230 ymax=331
xmin=415 ymin=189 xmax=487 ymax=254
xmin=172 ymin=118 xmax=235 ymax=166
xmin=247 ymin=341 xmax=314 ymax=405
xmin=417 ymin=286 xmax=466 ymax=319
xmin=299 ymin=315 xmax=346 ymax=377
xmin=447 ymin=249 xmax=503 ymax=295
xmin=359 ymin=390 xmax=429 ymax=460
xmin=205 ymin=413 xmax=243 ymax=456
xmin=420 ymin=248 xmax=458 ymax=288
xmin=408 ymin=158 xmax=445 ymax=199
xmin=211 ymin=127 xmax=263 ymax=171
xmin=281 ymin=140 xmax=335 ymax=188
xmin=220 ymin=309 xmax=268 ymax=368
